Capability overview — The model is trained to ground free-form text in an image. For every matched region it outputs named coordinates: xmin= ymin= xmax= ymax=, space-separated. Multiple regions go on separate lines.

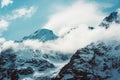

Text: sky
xmin=0 ymin=0 xmax=120 ymax=40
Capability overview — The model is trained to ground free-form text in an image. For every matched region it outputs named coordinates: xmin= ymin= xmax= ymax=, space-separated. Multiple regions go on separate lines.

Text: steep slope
xmin=0 ymin=46 xmax=71 ymax=80
xmin=53 ymin=10 xmax=120 ymax=80
xmin=99 ymin=10 xmax=120 ymax=28
xmin=54 ymin=40 xmax=120 ymax=80
xmin=1 ymin=8 xmax=120 ymax=80
xmin=23 ymin=29 xmax=58 ymax=42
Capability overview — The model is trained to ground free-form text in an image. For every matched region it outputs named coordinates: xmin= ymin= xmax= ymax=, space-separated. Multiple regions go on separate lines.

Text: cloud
xmin=0 ymin=20 xmax=9 ymax=29
xmin=7 ymin=6 xmax=37 ymax=20
xmin=2 ymin=40 xmax=18 ymax=50
xmin=0 ymin=23 xmax=120 ymax=54
xmin=0 ymin=19 xmax=9 ymax=35
xmin=42 ymin=23 xmax=120 ymax=53
xmin=1 ymin=0 xmax=13 ymax=8
xmin=0 ymin=0 xmax=120 ymax=55
xmin=0 ymin=38 xmax=6 ymax=45
xmin=44 ymin=0 xmax=106 ymax=36
xmin=0 ymin=6 xmax=37 ymax=20
xmin=22 ymin=40 xmax=43 ymax=49
xmin=0 ymin=6 xmax=37 ymax=36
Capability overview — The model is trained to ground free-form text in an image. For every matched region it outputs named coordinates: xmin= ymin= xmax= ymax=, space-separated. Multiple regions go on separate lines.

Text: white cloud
xmin=0 ymin=38 xmax=6 ymax=43
xmin=1 ymin=0 xmax=13 ymax=8
xmin=42 ymin=23 xmax=120 ymax=53
xmin=0 ymin=0 xmax=119 ymax=55
xmin=0 ymin=23 xmax=120 ymax=54
xmin=0 ymin=19 xmax=9 ymax=35
xmin=44 ymin=0 xmax=105 ymax=36
xmin=0 ymin=6 xmax=36 ymax=36
xmin=7 ymin=6 xmax=37 ymax=20
xmin=0 ymin=19 xmax=9 ymax=29
xmin=2 ymin=40 xmax=13 ymax=49
xmin=0 ymin=38 xmax=6 ymax=47
xmin=23 ymin=40 xmax=43 ymax=49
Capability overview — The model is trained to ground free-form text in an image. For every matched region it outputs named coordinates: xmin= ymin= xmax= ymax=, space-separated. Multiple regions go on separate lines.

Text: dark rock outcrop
xmin=54 ymin=41 xmax=120 ymax=80
xmin=99 ymin=11 xmax=120 ymax=28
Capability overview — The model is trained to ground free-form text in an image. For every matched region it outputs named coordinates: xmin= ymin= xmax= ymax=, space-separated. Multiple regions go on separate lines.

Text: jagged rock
xmin=99 ymin=11 xmax=120 ymax=28
xmin=10 ymin=70 xmax=19 ymax=80
xmin=55 ymin=41 xmax=120 ymax=80
xmin=42 ymin=53 xmax=70 ymax=61
xmin=88 ymin=26 xmax=94 ymax=30
xmin=26 ymin=59 xmax=55 ymax=71
xmin=0 ymin=48 xmax=66 ymax=80
xmin=38 ymin=62 xmax=55 ymax=71
xmin=36 ymin=76 xmax=51 ymax=80
xmin=18 ymin=67 xmax=34 ymax=75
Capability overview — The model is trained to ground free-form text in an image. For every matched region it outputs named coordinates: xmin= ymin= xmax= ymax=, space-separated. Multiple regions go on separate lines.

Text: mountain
xmin=99 ymin=10 xmax=120 ymax=28
xmin=53 ymin=11 xmax=120 ymax=80
xmin=0 ymin=28 xmax=72 ymax=80
xmin=1 ymin=9 xmax=120 ymax=80
xmin=54 ymin=40 xmax=120 ymax=80
xmin=23 ymin=29 xmax=58 ymax=42
xmin=0 ymin=47 xmax=71 ymax=80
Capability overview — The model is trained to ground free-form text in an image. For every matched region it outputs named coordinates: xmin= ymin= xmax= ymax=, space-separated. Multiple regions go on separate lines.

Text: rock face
xmin=55 ymin=41 xmax=120 ymax=80
xmin=18 ymin=67 xmax=34 ymax=75
xmin=0 ymin=49 xmax=19 ymax=80
xmin=0 ymin=47 xmax=71 ymax=80
xmin=1 ymin=10 xmax=120 ymax=80
xmin=99 ymin=11 xmax=120 ymax=28
xmin=0 ymin=48 xmax=70 ymax=80
xmin=23 ymin=29 xmax=58 ymax=42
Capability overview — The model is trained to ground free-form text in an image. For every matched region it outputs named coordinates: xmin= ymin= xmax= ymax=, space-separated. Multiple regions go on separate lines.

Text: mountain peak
xmin=54 ymin=41 xmax=120 ymax=80
xmin=99 ymin=9 xmax=120 ymax=28
xmin=23 ymin=28 xmax=58 ymax=42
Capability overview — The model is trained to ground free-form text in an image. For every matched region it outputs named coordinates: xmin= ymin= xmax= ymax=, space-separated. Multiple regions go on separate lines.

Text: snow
xmin=1 ymin=9 xmax=120 ymax=80
xmin=22 ymin=77 xmax=33 ymax=80
xmin=55 ymin=40 xmax=120 ymax=80
xmin=63 ymin=74 xmax=74 ymax=79
xmin=80 ymin=52 xmax=94 ymax=61
xmin=23 ymin=29 xmax=58 ymax=42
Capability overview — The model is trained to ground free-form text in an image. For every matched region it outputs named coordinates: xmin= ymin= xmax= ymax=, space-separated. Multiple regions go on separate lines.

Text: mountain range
xmin=0 ymin=9 xmax=120 ymax=80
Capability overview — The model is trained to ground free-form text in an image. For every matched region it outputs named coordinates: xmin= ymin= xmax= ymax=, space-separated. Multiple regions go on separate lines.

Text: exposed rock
xmin=99 ymin=11 xmax=120 ymax=28
xmin=55 ymin=41 xmax=120 ymax=80
xmin=18 ymin=67 xmax=34 ymax=75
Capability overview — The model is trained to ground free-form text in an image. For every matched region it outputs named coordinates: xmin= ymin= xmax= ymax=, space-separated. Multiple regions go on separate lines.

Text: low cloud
xmin=42 ymin=23 xmax=120 ymax=53
xmin=1 ymin=23 xmax=120 ymax=54
xmin=1 ymin=0 xmax=13 ymax=8
xmin=2 ymin=40 xmax=18 ymax=51
xmin=22 ymin=40 xmax=43 ymax=49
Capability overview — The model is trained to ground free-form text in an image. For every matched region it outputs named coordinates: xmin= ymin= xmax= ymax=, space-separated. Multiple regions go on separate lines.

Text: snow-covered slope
xmin=23 ymin=29 xmax=58 ymax=42
xmin=0 ymin=27 xmax=73 ymax=80
xmin=99 ymin=10 xmax=120 ymax=28
xmin=53 ymin=10 xmax=120 ymax=80
xmin=0 ymin=47 xmax=71 ymax=80
xmin=54 ymin=40 xmax=120 ymax=80
xmin=1 ymin=9 xmax=120 ymax=80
